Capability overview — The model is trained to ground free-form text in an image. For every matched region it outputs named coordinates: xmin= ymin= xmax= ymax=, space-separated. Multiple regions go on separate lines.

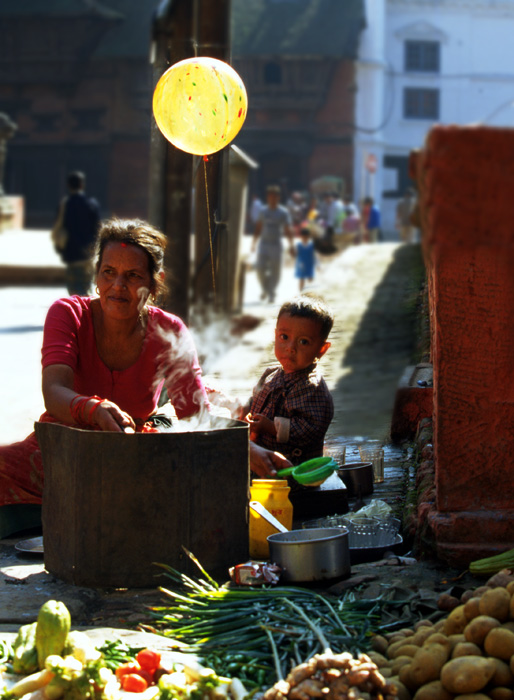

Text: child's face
xmin=274 ymin=313 xmax=330 ymax=374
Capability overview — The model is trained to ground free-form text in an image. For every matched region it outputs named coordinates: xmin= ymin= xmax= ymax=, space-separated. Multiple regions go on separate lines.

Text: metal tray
xmin=349 ymin=533 xmax=403 ymax=564
xmin=14 ymin=536 xmax=44 ymax=555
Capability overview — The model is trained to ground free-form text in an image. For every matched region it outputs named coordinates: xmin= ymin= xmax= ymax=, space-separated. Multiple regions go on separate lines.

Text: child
xmin=243 ymin=295 xmax=334 ymax=466
xmin=295 ymin=226 xmax=316 ymax=291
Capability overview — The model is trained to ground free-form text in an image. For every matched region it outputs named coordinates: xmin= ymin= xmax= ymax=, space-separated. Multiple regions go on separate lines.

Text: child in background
xmin=295 ymin=226 xmax=316 ymax=291
xmin=243 ymin=295 xmax=334 ymax=466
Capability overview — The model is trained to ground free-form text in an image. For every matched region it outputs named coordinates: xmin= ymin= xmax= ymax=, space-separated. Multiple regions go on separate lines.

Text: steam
xmin=150 ymin=313 xmax=244 ymax=433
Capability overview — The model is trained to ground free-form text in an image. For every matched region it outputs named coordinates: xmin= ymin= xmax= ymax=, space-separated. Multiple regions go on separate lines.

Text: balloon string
xmin=203 ymin=158 xmax=216 ymax=298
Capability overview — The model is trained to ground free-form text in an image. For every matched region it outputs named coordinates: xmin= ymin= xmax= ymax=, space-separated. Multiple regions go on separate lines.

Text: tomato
xmin=134 ymin=669 xmax=153 ymax=686
xmin=121 ymin=674 xmax=148 ymax=693
xmin=116 ymin=662 xmax=142 ymax=680
xmin=136 ymin=649 xmax=161 ymax=673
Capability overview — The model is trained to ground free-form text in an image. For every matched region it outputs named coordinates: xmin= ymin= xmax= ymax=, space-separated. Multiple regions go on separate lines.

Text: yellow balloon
xmin=152 ymin=56 xmax=248 ymax=156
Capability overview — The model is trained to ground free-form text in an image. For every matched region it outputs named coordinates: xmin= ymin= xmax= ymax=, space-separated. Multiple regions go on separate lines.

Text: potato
xmin=380 ymin=666 xmax=393 ymax=678
xmin=412 ymin=680 xmax=454 ymax=700
xmin=506 ymin=580 xmax=514 ymax=596
xmin=474 ymin=586 xmax=491 ymax=597
xmin=438 ymin=593 xmax=461 ymax=612
xmin=452 ymin=641 xmax=482 ymax=658
xmin=387 ymin=638 xmax=408 ymax=658
xmin=390 ymin=643 xmax=420 ymax=659
xmin=388 ymin=676 xmax=411 ymax=700
xmin=463 ymin=597 xmax=482 ymax=622
xmin=367 ymin=651 xmax=389 ymax=668
xmin=502 ymin=621 xmax=514 ymax=633
xmin=409 ymin=642 xmax=450 ymax=687
xmin=461 ymin=589 xmax=477 ymax=603
xmin=414 ymin=619 xmax=434 ymax=630
xmin=440 ymin=655 xmax=496 ymax=694
xmin=452 ymin=695 xmax=493 ymax=700
xmin=448 ymin=633 xmax=466 ymax=648
xmin=486 ymin=571 xmax=514 ymax=588
xmin=478 ymin=586 xmax=511 ymax=621
xmin=370 ymin=633 xmax=388 ymax=655
xmin=489 ymin=688 xmax=514 ymax=700
xmin=464 ymin=614 xmax=501 ymax=645
xmin=490 ymin=657 xmax=514 ymax=687
xmin=434 ymin=618 xmax=446 ymax=631
xmin=399 ymin=627 xmax=416 ymax=637
xmin=398 ymin=661 xmax=417 ymax=691
xmin=484 ymin=626 xmax=514 ymax=659
xmin=423 ymin=632 xmax=452 ymax=652
xmin=391 ymin=655 xmax=414 ymax=675
xmin=412 ymin=625 xmax=436 ymax=646
xmin=443 ymin=604 xmax=468 ymax=635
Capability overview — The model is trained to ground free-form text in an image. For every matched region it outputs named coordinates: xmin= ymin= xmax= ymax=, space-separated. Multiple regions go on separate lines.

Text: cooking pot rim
xmin=267 ymin=526 xmax=348 ymax=544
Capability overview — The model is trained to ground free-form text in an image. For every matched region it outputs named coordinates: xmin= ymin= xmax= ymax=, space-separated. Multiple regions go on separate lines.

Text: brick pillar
xmin=411 ymin=125 xmax=514 ymax=565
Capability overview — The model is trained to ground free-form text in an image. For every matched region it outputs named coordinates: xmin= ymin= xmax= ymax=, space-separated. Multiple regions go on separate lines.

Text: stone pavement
xmin=0 ymin=227 xmax=475 ymax=634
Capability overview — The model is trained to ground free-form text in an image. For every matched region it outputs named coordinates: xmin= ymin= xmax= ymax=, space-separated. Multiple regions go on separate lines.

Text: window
xmin=35 ymin=114 xmax=59 ymax=133
xmin=71 ymin=109 xmax=104 ymax=132
xmin=264 ymin=61 xmax=282 ymax=85
xmin=403 ymin=88 xmax=439 ymax=120
xmin=405 ymin=40 xmax=440 ymax=73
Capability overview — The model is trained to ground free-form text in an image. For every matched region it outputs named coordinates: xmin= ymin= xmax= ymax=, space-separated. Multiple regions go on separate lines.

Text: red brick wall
xmin=413 ymin=125 xmax=514 ymax=514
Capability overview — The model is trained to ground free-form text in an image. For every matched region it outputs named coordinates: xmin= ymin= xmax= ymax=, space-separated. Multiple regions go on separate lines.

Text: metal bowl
xmin=349 ymin=533 xmax=403 ymax=564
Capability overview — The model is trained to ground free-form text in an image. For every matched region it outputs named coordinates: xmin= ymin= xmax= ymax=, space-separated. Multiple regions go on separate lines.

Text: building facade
xmin=354 ymin=0 xmax=514 ymax=234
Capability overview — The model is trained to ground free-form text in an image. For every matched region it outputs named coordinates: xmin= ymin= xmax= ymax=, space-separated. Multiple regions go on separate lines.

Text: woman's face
xmin=96 ymin=242 xmax=153 ymax=321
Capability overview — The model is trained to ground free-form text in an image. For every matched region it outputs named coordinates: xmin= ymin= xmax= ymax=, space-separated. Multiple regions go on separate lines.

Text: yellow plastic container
xmin=249 ymin=479 xmax=293 ymax=559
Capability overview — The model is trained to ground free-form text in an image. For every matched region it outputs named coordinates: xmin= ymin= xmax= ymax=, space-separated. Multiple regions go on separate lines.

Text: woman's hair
xmin=95 ymin=218 xmax=168 ymax=297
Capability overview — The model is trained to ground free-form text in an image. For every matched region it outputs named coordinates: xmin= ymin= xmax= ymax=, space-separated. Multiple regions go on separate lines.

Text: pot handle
xmin=249 ymin=501 xmax=289 ymax=533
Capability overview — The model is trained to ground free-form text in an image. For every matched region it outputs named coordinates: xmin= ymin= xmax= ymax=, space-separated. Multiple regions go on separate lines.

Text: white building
xmin=354 ymin=0 xmax=514 ymax=235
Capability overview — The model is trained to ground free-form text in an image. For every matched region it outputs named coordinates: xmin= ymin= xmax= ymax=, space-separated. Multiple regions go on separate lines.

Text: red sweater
xmin=41 ymin=296 xmax=208 ymax=421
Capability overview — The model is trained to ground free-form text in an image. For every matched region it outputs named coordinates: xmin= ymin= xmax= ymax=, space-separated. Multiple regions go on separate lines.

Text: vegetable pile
xmin=0 ymin=600 xmax=247 ymax=700
xmin=366 ymin=568 xmax=514 ymax=699
xmin=262 ymin=651 xmax=401 ymax=700
xmin=148 ymin=564 xmax=385 ymax=689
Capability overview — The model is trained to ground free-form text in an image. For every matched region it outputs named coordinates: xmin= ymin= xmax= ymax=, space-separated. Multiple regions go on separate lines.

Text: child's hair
xmin=278 ymin=295 xmax=334 ymax=341
xmin=300 ymin=226 xmax=311 ymax=237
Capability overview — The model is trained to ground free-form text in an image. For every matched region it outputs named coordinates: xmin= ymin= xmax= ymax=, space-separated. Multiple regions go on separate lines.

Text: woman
xmin=0 ymin=218 xmax=210 ymax=505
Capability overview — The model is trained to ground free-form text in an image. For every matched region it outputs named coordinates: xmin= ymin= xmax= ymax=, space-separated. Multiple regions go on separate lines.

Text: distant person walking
xmin=295 ymin=226 xmax=316 ymax=291
xmin=396 ymin=188 xmax=417 ymax=243
xmin=51 ymin=171 xmax=101 ymax=296
xmin=363 ymin=196 xmax=381 ymax=243
xmin=252 ymin=184 xmax=295 ymax=303
xmin=248 ymin=193 xmax=263 ymax=233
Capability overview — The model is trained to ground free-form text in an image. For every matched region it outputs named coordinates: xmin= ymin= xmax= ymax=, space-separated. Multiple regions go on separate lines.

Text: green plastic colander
xmin=276 ymin=456 xmax=338 ymax=486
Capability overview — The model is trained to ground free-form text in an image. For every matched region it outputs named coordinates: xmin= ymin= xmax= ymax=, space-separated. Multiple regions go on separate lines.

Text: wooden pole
xmin=149 ymin=0 xmax=195 ymax=322
xmin=192 ymin=0 xmax=231 ymax=310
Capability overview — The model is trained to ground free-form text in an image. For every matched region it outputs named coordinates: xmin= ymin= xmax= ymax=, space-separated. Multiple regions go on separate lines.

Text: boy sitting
xmin=243 ymin=295 xmax=334 ymax=466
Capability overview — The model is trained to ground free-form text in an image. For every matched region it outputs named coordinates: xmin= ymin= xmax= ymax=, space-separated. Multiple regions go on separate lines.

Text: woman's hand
xmin=90 ymin=399 xmax=136 ymax=433
xmin=43 ymin=365 xmax=136 ymax=432
xmin=249 ymin=443 xmax=292 ymax=477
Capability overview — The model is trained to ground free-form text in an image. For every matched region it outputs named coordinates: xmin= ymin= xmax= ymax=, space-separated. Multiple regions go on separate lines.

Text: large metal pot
xmin=267 ymin=527 xmax=351 ymax=582
xmin=337 ymin=461 xmax=374 ymax=498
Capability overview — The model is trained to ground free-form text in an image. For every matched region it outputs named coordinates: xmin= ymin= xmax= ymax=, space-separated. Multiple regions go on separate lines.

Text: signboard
xmin=365 ymin=153 xmax=378 ymax=173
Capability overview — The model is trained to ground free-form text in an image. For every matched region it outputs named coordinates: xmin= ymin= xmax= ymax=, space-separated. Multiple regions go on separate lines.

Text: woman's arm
xmin=42 ymin=364 xmax=136 ymax=432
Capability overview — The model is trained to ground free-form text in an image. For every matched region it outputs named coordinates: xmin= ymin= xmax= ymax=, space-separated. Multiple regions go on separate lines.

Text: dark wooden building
xmin=231 ymin=0 xmax=365 ymax=200
xmin=0 ymin=0 xmax=365 ymax=226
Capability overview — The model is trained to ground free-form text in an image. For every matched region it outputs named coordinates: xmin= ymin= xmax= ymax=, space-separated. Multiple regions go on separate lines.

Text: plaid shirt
xmin=249 ymin=363 xmax=334 ymax=465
